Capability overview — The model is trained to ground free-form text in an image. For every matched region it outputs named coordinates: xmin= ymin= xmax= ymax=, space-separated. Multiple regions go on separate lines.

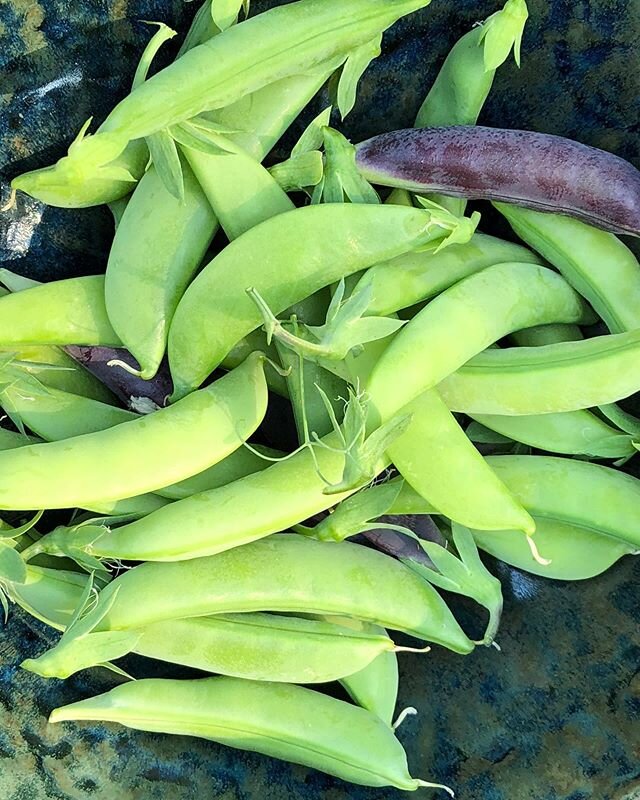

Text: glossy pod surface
xmin=45 ymin=535 xmax=474 ymax=653
xmin=168 ymin=203 xmax=465 ymax=399
xmin=356 ymin=126 xmax=640 ymax=236
xmin=49 ymin=677 xmax=436 ymax=791
xmin=0 ymin=355 xmax=267 ymax=510
xmin=439 ymin=330 xmax=640 ymax=415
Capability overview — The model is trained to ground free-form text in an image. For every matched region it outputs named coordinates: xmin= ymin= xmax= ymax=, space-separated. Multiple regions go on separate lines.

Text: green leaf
xmin=170 ymin=122 xmax=236 ymax=157
xmin=0 ymin=543 xmax=27 ymax=585
xmin=146 ymin=129 xmax=184 ymax=201
xmin=269 ymin=150 xmax=324 ymax=192
xmin=478 ymin=0 xmax=529 ymax=71
xmin=315 ymin=479 xmax=403 ymax=541
xmin=337 ymin=34 xmax=382 ymax=119
xmin=291 ymin=106 xmax=333 ymax=157
xmin=211 ymin=0 xmax=244 ymax=31
xmin=319 ymin=127 xmax=379 ymax=204
xmin=132 ymin=22 xmax=177 ymax=89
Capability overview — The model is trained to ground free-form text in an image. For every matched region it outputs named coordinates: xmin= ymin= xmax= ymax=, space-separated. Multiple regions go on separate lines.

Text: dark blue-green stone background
xmin=1 ymin=2 xmax=639 ymax=798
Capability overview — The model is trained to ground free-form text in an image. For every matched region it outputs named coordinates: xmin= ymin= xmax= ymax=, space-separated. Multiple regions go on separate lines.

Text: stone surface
xmin=0 ymin=1 xmax=639 ymax=798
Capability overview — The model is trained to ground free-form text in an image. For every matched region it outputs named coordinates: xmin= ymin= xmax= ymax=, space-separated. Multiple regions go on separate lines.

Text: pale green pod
xmin=49 ymin=677 xmax=449 ymax=792
xmin=354 ymin=233 xmax=542 ymax=317
xmin=466 ymin=519 xmax=635 ymax=580
xmin=510 ymin=323 xmax=582 ymax=347
xmin=31 ymin=535 xmax=475 ymax=654
xmin=365 ymin=262 xmax=590 ymax=426
xmin=496 ymin=202 xmax=640 ymax=333
xmin=135 ymin=614 xmax=398 ymax=684
xmin=468 ymin=410 xmax=635 ymax=458
xmin=6 ymin=565 xmax=87 ymax=631
xmin=168 ymin=203 xmax=475 ymax=400
xmin=0 ymin=277 xmax=120 ymax=348
xmin=387 ymin=389 xmax=535 ymax=533
xmin=439 ymin=330 xmax=640 ymax=415
xmin=486 ymin=455 xmax=640 ymax=550
xmin=0 ymin=354 xmax=268 ymax=510
xmin=0 ymin=428 xmax=40 ymax=449
xmin=36 ymin=432 xmax=387 ymax=562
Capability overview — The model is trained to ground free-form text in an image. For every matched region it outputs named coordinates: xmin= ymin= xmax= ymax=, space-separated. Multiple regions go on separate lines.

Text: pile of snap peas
xmin=4 ymin=0 xmax=640 ymax=793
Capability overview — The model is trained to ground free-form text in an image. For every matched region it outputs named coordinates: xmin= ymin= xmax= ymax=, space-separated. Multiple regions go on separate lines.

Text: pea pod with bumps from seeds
xmin=0 ymin=372 xmax=274 ymax=501
xmin=167 ymin=202 xmax=479 ymax=400
xmin=0 ymin=353 xmax=268 ymax=511
xmin=388 ymin=458 xmax=640 ymax=579
xmin=22 ymin=534 xmax=474 ymax=679
xmin=439 ymin=329 xmax=640 ymax=416
xmin=49 ymin=677 xmax=453 ymax=794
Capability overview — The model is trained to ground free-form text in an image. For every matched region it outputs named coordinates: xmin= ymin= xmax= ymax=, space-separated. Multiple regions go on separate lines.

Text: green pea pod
xmin=0 ymin=277 xmax=119 ymax=348
xmin=168 ymin=203 xmax=478 ymax=399
xmin=439 ymin=329 xmax=640 ymax=415
xmin=468 ymin=410 xmax=636 ymax=459
xmin=0 ymin=428 xmax=39 ymax=449
xmin=405 ymin=0 xmax=528 ymax=213
xmin=28 ymin=534 xmax=474 ymax=655
xmin=467 ymin=518 xmax=635 ymax=580
xmin=1 ymin=371 xmax=274 ymax=501
xmin=116 ymin=614 xmax=400 ymax=685
xmin=0 ymin=353 xmax=268 ymax=510
xmin=486 ymin=455 xmax=640 ymax=550
xmin=355 ymin=232 xmax=543 ymax=317
xmin=510 ymin=323 xmax=582 ymax=347
xmin=33 ymin=431 xmax=388 ymax=562
xmin=387 ymin=389 xmax=535 ymax=533
xmin=15 ymin=0 xmax=430 ymax=206
xmin=365 ymin=262 xmax=590 ymax=426
xmin=495 ymin=203 xmax=640 ymax=333
xmin=98 ymin=0 xmax=431 ymax=140
xmin=49 ymin=677 xmax=451 ymax=793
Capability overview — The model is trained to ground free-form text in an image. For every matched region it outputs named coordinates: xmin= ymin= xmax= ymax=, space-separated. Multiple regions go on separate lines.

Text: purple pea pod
xmin=355 ymin=126 xmax=640 ymax=236
xmin=65 ymin=346 xmax=173 ymax=411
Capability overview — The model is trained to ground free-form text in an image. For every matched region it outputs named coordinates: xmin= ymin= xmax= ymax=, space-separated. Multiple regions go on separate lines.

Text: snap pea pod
xmin=106 ymin=70 xmax=335 ymax=380
xmin=130 ymin=614 xmax=401 ymax=685
xmin=50 ymin=677 xmax=450 ymax=793
xmin=168 ymin=203 xmax=476 ymax=399
xmin=364 ymin=262 xmax=590 ymax=426
xmin=486 ymin=455 xmax=640 ymax=550
xmin=463 ymin=519 xmax=635 ymax=580
xmin=32 ymin=432 xmax=387 ymax=562
xmin=389 ymin=459 xmax=640 ymax=576
xmin=0 ymin=277 xmax=119 ymax=348
xmin=98 ymin=0 xmax=430 ymax=141
xmin=439 ymin=330 xmax=640 ymax=415
xmin=222 ymin=331 xmax=288 ymax=396
xmin=1 ymin=344 xmax=116 ymax=404
xmin=9 ymin=562 xmax=401 ymax=685
xmin=1 ymin=374 xmax=273 ymax=501
xmin=353 ymin=232 xmax=542 ymax=317
xmin=496 ymin=203 xmax=640 ymax=332
xmin=385 ymin=389 xmax=536 ymax=533
xmin=0 ymin=354 xmax=268 ymax=510
xmin=468 ymin=410 xmax=635 ymax=459
xmin=27 ymin=534 xmax=474 ymax=654
xmin=392 ymin=0 xmax=528 ymax=212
